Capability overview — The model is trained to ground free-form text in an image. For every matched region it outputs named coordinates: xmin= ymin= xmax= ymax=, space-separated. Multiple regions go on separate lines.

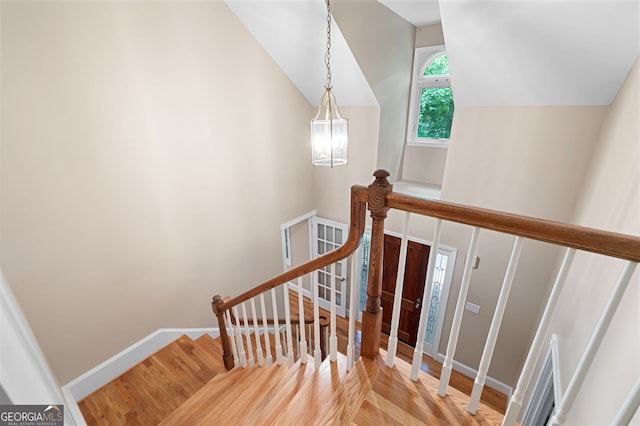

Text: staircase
xmin=79 ymin=334 xmax=505 ymax=425
xmin=78 ymin=170 xmax=640 ymax=425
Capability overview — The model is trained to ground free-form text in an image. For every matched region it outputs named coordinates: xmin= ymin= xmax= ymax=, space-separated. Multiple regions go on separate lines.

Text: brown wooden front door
xmin=381 ymin=234 xmax=430 ymax=347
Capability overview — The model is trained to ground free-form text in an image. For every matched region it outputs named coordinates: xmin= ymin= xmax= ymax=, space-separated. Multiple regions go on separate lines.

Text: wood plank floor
xmin=311 ymin=295 xmax=508 ymax=415
xmin=78 ymin=334 xmax=226 ymax=425
xmin=352 ymin=352 xmax=504 ymax=425
xmin=79 ymin=291 xmax=508 ymax=424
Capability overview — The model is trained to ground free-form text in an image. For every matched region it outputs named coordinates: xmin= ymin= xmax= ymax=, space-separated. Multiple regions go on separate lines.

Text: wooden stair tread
xmin=270 ymin=353 xmax=349 ymax=424
xmin=160 ymin=357 xmax=318 ymax=425
xmin=351 ymin=350 xmax=505 ymax=426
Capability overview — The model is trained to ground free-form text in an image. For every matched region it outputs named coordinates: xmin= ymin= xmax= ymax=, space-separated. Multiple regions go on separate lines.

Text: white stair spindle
xmin=550 ymin=261 xmax=637 ymax=425
xmin=387 ymin=212 xmax=411 ymax=367
xmin=439 ymin=227 xmax=481 ymax=397
xmin=241 ymin=303 xmax=255 ymax=367
xmin=270 ymin=288 xmax=283 ymax=365
xmin=612 ymin=377 xmax=640 ymax=426
xmin=502 ymin=248 xmax=576 ymax=425
xmin=250 ymin=298 xmax=264 ymax=366
xmin=329 ymin=262 xmax=338 ymax=362
xmin=313 ymin=269 xmax=322 ymax=365
xmin=259 ymin=294 xmax=272 ymax=366
xmin=347 ymin=253 xmax=358 ymax=371
xmin=297 ymin=277 xmax=308 ymax=364
xmin=283 ymin=284 xmax=295 ymax=366
xmin=224 ymin=310 xmax=239 ymax=366
xmin=232 ymin=306 xmax=247 ymax=368
xmin=411 ymin=219 xmax=443 ymax=381
xmin=468 ymin=237 xmax=524 ymax=415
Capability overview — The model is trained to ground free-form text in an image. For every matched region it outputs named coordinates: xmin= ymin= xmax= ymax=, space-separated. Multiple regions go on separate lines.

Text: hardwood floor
xmin=79 ymin=293 xmax=508 ymax=424
xmin=78 ymin=335 xmax=226 ymax=425
xmin=325 ymin=304 xmax=508 ymax=415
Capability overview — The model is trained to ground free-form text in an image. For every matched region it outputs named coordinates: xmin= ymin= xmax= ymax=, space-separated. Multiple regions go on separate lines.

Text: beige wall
xmin=415 ymin=23 xmax=445 ymax=48
xmin=385 ymin=105 xmax=607 ymax=388
xmin=439 ymin=106 xmax=607 ymax=386
xmin=536 ymin=56 xmax=640 ymax=424
xmin=333 ymin=0 xmax=415 ymax=181
xmin=0 ymin=1 xmax=315 ymax=384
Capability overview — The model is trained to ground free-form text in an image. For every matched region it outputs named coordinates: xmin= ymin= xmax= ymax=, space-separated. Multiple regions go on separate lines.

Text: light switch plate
xmin=465 ymin=302 xmax=480 ymax=314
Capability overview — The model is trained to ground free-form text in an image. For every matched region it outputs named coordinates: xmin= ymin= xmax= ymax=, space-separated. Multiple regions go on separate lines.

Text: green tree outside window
xmin=417 ymin=54 xmax=454 ymax=140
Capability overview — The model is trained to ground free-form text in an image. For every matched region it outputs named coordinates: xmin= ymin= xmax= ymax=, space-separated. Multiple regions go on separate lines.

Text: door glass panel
xmin=426 ymin=253 xmax=448 ymax=344
xmin=313 ymin=217 xmax=349 ymax=317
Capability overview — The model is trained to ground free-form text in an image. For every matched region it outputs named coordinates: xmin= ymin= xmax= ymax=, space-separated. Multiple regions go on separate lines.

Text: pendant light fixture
xmin=311 ymin=0 xmax=348 ymax=167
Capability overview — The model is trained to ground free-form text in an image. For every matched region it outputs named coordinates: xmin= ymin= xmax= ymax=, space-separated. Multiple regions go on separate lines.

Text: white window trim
xmin=406 ymin=45 xmax=451 ymax=148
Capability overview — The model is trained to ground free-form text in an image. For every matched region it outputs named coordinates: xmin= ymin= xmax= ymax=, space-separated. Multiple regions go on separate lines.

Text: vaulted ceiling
xmin=226 ymin=0 xmax=640 ymax=107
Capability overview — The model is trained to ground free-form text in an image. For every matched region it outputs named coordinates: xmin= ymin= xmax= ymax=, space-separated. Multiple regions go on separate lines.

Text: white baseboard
xmin=432 ymin=352 xmax=513 ymax=399
xmin=62 ymin=328 xmax=220 ymax=426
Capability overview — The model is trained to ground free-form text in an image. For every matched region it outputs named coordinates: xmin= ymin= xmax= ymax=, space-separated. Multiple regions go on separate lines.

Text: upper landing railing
xmin=211 ymin=170 xmax=640 ymax=426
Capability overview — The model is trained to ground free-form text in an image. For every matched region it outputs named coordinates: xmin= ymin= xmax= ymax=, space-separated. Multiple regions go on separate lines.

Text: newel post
xmin=360 ymin=169 xmax=392 ymax=359
xmin=211 ymin=295 xmax=234 ymax=370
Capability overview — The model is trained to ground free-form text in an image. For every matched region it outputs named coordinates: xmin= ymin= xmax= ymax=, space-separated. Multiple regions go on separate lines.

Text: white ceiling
xmin=226 ymin=0 xmax=640 ymax=108
xmin=441 ymin=0 xmax=640 ymax=106
xmin=377 ymin=0 xmax=441 ymax=27
xmin=225 ymin=0 xmax=378 ymax=107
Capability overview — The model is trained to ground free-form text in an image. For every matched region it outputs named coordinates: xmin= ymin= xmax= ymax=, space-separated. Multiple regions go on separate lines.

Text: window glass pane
xmin=336 ymin=293 xmax=341 ymax=306
xmin=318 ymin=286 xmax=325 ymax=300
xmin=418 ymin=87 xmax=454 ymax=139
xmin=318 ymin=224 xmax=324 ymax=240
xmin=423 ymin=53 xmax=449 ymax=77
xmin=335 ymin=228 xmax=343 ymax=244
xmin=336 ymin=263 xmax=342 ymax=277
xmin=327 ymin=226 xmax=334 ymax=243
xmin=318 ymin=241 xmax=325 ymax=255
xmin=318 ymin=272 xmax=325 ymax=285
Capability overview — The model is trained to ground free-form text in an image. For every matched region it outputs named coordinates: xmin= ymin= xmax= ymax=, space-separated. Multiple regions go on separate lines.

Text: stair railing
xmin=211 ymin=184 xmax=369 ymax=371
xmin=212 ymin=169 xmax=640 ymax=425
xmin=357 ymin=170 xmax=640 ymax=426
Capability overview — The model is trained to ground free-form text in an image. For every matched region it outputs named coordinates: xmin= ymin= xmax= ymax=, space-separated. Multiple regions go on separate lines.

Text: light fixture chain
xmin=325 ymin=0 xmax=332 ymax=89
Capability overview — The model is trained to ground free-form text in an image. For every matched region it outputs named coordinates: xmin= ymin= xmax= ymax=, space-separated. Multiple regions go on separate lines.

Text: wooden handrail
xmin=386 ymin=192 xmax=640 ymax=262
xmin=215 ymin=185 xmax=368 ymax=313
xmin=212 ymin=169 xmax=640 ymax=369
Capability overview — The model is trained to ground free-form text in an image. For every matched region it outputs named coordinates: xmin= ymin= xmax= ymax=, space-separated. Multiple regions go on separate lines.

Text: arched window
xmin=407 ymin=46 xmax=454 ymax=145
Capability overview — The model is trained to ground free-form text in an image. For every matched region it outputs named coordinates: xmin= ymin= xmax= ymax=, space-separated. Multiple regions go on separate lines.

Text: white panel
xmin=440 ymin=0 xmax=640 ymax=106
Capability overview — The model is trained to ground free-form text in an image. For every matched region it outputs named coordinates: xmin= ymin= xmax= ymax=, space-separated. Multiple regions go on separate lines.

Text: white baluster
xmin=250 ymin=298 xmax=264 ymax=366
xmin=330 ymin=262 xmax=338 ymax=362
xmin=232 ymin=306 xmax=247 ymax=368
xmin=260 ymin=294 xmax=273 ymax=366
xmin=387 ymin=212 xmax=411 ymax=367
xmin=468 ymin=237 xmax=524 ymax=415
xmin=502 ymin=248 xmax=575 ymax=425
xmin=271 ymin=288 xmax=283 ymax=365
xmin=612 ymin=377 xmax=640 ymax=426
xmin=283 ymin=284 xmax=295 ymax=366
xmin=347 ymin=253 xmax=358 ymax=371
xmin=241 ymin=303 xmax=255 ymax=367
xmin=313 ymin=269 xmax=322 ymax=365
xmin=411 ymin=219 xmax=443 ymax=381
xmin=439 ymin=227 xmax=481 ymax=396
xmin=550 ymin=261 xmax=637 ymax=425
xmin=224 ymin=310 xmax=239 ymax=366
xmin=297 ymin=277 xmax=308 ymax=364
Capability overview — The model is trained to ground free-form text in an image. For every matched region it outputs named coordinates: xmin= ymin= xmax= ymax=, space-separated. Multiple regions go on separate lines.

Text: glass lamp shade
xmin=311 ymin=88 xmax=348 ymax=167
